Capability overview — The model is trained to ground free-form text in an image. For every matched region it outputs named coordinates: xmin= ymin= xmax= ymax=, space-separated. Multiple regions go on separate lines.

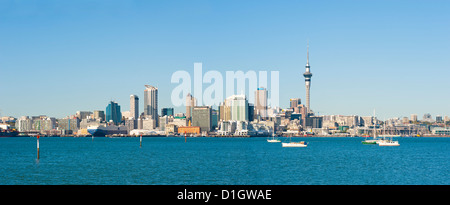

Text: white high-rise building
xmin=255 ymin=87 xmax=268 ymax=119
xmin=228 ymin=94 xmax=249 ymax=122
xmin=130 ymin=95 xmax=139 ymax=120
xmin=144 ymin=85 xmax=158 ymax=126
xmin=186 ymin=93 xmax=197 ymax=122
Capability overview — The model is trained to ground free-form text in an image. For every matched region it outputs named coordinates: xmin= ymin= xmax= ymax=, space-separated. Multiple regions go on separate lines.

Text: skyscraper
xmin=229 ymin=94 xmax=249 ymax=122
xmin=106 ymin=101 xmax=122 ymax=125
xmin=186 ymin=93 xmax=197 ymax=122
xmin=290 ymin=98 xmax=301 ymax=109
xmin=255 ymin=87 xmax=268 ymax=119
xmin=192 ymin=106 xmax=212 ymax=133
xmin=303 ymin=42 xmax=313 ymax=113
xmin=130 ymin=95 xmax=139 ymax=120
xmin=144 ymin=85 xmax=158 ymax=126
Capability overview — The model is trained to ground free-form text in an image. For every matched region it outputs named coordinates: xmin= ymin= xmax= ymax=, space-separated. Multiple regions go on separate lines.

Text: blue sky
xmin=0 ymin=0 xmax=449 ymax=119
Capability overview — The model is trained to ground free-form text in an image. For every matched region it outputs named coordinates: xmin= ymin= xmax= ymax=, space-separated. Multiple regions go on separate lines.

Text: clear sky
xmin=0 ymin=0 xmax=449 ymax=120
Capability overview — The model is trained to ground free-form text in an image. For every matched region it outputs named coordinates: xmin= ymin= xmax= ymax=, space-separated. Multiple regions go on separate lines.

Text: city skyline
xmin=1 ymin=0 xmax=449 ymax=119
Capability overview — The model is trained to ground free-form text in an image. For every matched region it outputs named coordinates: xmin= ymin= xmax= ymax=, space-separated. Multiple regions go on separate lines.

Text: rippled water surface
xmin=0 ymin=137 xmax=448 ymax=185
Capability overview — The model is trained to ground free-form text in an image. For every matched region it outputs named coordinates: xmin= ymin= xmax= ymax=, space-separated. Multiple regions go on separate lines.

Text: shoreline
xmin=5 ymin=134 xmax=450 ymax=138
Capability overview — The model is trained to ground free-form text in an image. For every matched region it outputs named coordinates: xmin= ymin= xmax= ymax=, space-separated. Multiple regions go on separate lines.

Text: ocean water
xmin=0 ymin=137 xmax=448 ymax=185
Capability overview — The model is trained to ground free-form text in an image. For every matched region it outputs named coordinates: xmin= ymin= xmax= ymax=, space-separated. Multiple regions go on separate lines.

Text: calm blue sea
xmin=0 ymin=137 xmax=448 ymax=185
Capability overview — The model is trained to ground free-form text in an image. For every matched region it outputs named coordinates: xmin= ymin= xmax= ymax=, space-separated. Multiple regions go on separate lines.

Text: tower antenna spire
xmin=303 ymin=40 xmax=313 ymax=113
xmin=306 ymin=40 xmax=309 ymax=66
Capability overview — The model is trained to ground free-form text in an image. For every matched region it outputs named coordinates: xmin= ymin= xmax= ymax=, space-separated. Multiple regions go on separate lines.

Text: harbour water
xmin=0 ymin=137 xmax=448 ymax=185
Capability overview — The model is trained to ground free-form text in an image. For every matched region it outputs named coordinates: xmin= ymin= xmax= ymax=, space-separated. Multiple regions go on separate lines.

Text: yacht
xmin=282 ymin=141 xmax=307 ymax=147
xmin=378 ymin=135 xmax=400 ymax=146
xmin=267 ymin=132 xmax=281 ymax=143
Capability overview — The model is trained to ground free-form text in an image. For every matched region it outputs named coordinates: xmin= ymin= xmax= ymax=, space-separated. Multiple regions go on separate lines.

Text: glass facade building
xmin=106 ymin=101 xmax=122 ymax=125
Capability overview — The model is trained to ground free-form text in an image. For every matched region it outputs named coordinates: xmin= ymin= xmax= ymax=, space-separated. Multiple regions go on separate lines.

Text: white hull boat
xmin=282 ymin=142 xmax=307 ymax=147
xmin=378 ymin=140 xmax=400 ymax=146
xmin=267 ymin=139 xmax=281 ymax=143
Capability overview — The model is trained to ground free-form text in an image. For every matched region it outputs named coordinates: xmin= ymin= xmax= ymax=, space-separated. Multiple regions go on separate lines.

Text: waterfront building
xmin=75 ymin=111 xmax=92 ymax=120
xmin=130 ymin=95 xmax=139 ymax=121
xmin=124 ymin=119 xmax=136 ymax=132
xmin=305 ymin=116 xmax=323 ymax=129
xmin=178 ymin=126 xmax=201 ymax=134
xmin=410 ymin=114 xmax=418 ymax=122
xmin=229 ymin=95 xmax=249 ymax=122
xmin=32 ymin=117 xmax=56 ymax=131
xmin=161 ymin=108 xmax=174 ymax=117
xmin=423 ymin=113 xmax=433 ymax=122
xmin=218 ymin=121 xmax=237 ymax=135
xmin=255 ymin=87 xmax=268 ymax=119
xmin=121 ymin=111 xmax=131 ymax=119
xmin=211 ymin=109 xmax=218 ymax=130
xmin=167 ymin=118 xmax=187 ymax=128
xmin=402 ymin=117 xmax=410 ymax=124
xmin=248 ymin=103 xmax=254 ymax=122
xmin=144 ymin=85 xmax=158 ymax=126
xmin=137 ymin=118 xmax=143 ymax=129
xmin=431 ymin=127 xmax=450 ymax=135
xmin=15 ymin=116 xmax=32 ymax=132
xmin=436 ymin=115 xmax=443 ymax=123
xmin=159 ymin=115 xmax=169 ymax=131
xmin=93 ymin=110 xmax=105 ymax=122
xmin=303 ymin=42 xmax=313 ymax=113
xmin=322 ymin=115 xmax=360 ymax=128
xmin=192 ymin=106 xmax=212 ymax=132
xmin=57 ymin=118 xmax=80 ymax=132
xmin=290 ymin=98 xmax=301 ymax=109
xmin=361 ymin=116 xmax=376 ymax=127
xmin=142 ymin=118 xmax=156 ymax=130
xmin=186 ymin=93 xmax=197 ymax=122
xmin=219 ymin=100 xmax=232 ymax=121
xmin=165 ymin=124 xmax=178 ymax=135
xmin=106 ymin=101 xmax=122 ymax=125
xmin=0 ymin=116 xmax=15 ymax=123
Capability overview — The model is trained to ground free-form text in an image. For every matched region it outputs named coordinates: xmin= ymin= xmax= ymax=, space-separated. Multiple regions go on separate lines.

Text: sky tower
xmin=303 ymin=42 xmax=313 ymax=113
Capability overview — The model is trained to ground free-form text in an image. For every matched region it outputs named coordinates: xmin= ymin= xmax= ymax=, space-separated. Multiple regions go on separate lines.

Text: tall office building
xmin=192 ymin=106 xmax=212 ymax=132
xmin=255 ymin=87 xmax=268 ymax=119
xmin=229 ymin=95 xmax=249 ymax=122
xmin=290 ymin=98 xmax=302 ymax=109
xmin=186 ymin=93 xmax=197 ymax=121
xmin=93 ymin=110 xmax=105 ymax=121
xmin=144 ymin=85 xmax=158 ymax=126
xmin=219 ymin=100 xmax=231 ymax=121
xmin=410 ymin=114 xmax=418 ymax=122
xmin=303 ymin=42 xmax=313 ymax=113
xmin=248 ymin=103 xmax=254 ymax=122
xmin=130 ymin=95 xmax=139 ymax=120
xmin=75 ymin=111 xmax=92 ymax=120
xmin=106 ymin=101 xmax=122 ymax=125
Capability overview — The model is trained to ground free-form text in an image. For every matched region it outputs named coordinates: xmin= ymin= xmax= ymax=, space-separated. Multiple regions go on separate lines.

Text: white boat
xmin=362 ymin=139 xmax=383 ymax=144
xmin=281 ymin=131 xmax=308 ymax=147
xmin=378 ymin=139 xmax=400 ymax=146
xmin=267 ymin=132 xmax=281 ymax=143
xmin=377 ymin=135 xmax=400 ymax=146
xmin=362 ymin=109 xmax=382 ymax=145
xmin=282 ymin=141 xmax=307 ymax=147
xmin=267 ymin=139 xmax=281 ymax=143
